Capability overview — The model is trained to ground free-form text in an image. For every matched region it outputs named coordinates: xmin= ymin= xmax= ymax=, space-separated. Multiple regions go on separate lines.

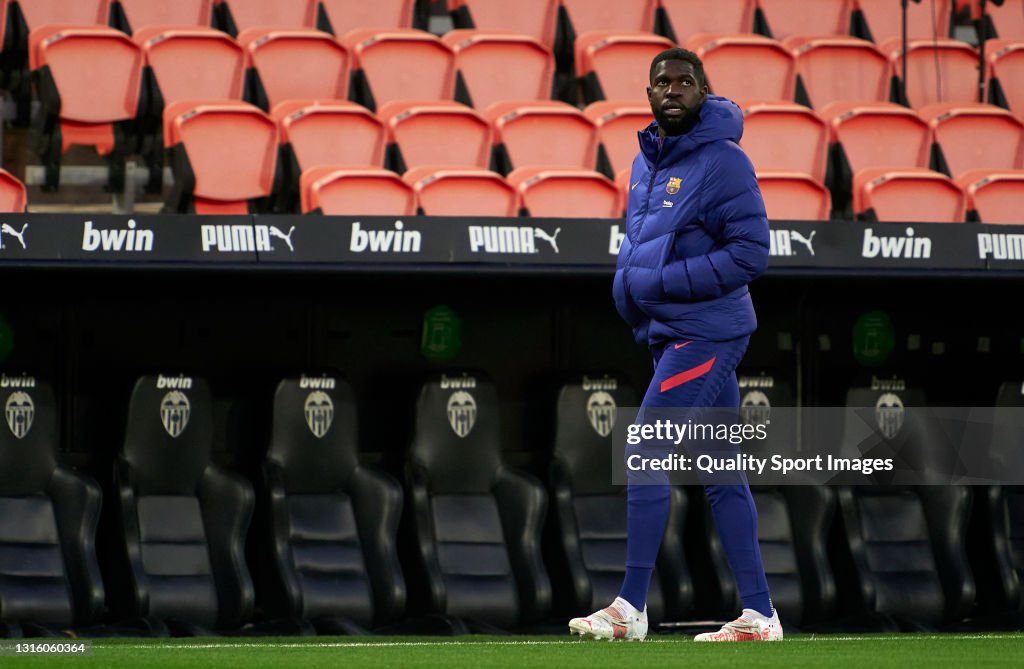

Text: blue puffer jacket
xmin=612 ymin=95 xmax=770 ymax=345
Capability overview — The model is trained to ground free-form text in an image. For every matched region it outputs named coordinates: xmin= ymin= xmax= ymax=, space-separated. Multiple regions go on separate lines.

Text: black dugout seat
xmin=404 ymin=373 xmax=551 ymax=630
xmin=547 ymin=374 xmax=692 ymax=623
xmin=0 ymin=376 xmax=104 ymax=636
xmin=831 ymin=382 xmax=975 ymax=630
xmin=834 ymin=485 xmax=974 ymax=629
xmin=263 ymin=374 xmax=405 ymax=632
xmin=967 ymin=382 xmax=1024 ymax=622
xmin=692 ymin=373 xmax=837 ymax=627
xmin=111 ymin=375 xmax=254 ymax=634
xmin=969 ymin=485 xmax=1024 ymax=620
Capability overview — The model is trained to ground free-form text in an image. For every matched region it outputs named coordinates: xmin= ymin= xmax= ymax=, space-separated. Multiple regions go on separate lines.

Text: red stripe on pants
xmin=659 ymin=356 xmax=716 ymax=393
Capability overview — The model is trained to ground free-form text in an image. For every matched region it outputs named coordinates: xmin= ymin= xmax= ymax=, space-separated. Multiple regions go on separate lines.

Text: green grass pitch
xmin=10 ymin=633 xmax=1024 ymax=668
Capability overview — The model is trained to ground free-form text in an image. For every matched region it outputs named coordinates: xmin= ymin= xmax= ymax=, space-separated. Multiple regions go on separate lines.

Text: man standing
xmin=568 ymin=48 xmax=780 ymax=642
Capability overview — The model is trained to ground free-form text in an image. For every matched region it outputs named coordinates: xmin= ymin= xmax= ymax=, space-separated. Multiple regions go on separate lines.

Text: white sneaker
xmin=694 ymin=608 xmax=783 ymax=642
xmin=568 ymin=596 xmax=648 ymax=641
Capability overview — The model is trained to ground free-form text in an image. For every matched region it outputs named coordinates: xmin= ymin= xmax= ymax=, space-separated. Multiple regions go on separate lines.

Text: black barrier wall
xmin=1 ymin=214 xmax=1024 ymax=271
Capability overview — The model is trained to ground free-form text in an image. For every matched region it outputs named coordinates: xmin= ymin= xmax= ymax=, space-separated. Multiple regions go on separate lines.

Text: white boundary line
xmin=93 ymin=635 xmax=1024 ymax=650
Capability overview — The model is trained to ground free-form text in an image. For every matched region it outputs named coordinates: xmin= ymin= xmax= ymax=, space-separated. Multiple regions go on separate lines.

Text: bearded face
xmin=648 ymin=59 xmax=707 ymax=136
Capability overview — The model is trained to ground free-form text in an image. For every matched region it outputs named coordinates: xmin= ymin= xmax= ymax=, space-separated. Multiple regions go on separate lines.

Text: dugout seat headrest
xmin=410 ymin=372 xmax=501 ymax=494
xmin=844 ymin=380 xmax=930 ymax=449
xmin=843 ymin=380 xmax=957 ymax=484
xmin=0 ymin=374 xmax=58 ymax=495
xmin=737 ymin=372 xmax=793 ymax=412
xmin=737 ymin=371 xmax=796 ymax=453
xmin=266 ymin=373 xmax=359 ymax=493
xmin=553 ymin=374 xmax=636 ymax=494
xmin=122 ymin=374 xmax=213 ymax=495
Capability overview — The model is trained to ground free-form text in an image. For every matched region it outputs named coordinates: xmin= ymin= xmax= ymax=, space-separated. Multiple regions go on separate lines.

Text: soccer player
xmin=568 ymin=48 xmax=780 ymax=642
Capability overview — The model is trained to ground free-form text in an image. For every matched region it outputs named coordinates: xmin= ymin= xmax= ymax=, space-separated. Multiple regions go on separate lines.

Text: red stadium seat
xmin=821 ymin=102 xmax=931 ymax=171
xmin=784 ymin=36 xmax=889 ymax=108
xmin=614 ymin=168 xmax=630 ymax=215
xmin=956 ymin=168 xmax=1024 ymax=224
xmin=15 ymin=0 xmax=109 ymax=32
xmin=377 ymin=100 xmax=492 ymax=172
xmin=853 ymin=167 xmax=965 ymax=222
xmin=6 ymin=1 xmax=108 ymax=107
xmin=133 ymin=26 xmax=245 ymax=192
xmin=615 ymin=166 xmax=631 ymax=192
xmin=403 ymin=166 xmax=519 ymax=216
xmin=574 ymin=31 xmax=674 ymax=103
xmin=615 ymin=166 xmax=633 ymax=214
xmin=447 ymin=0 xmax=560 ymax=49
xmin=986 ymin=0 xmax=1024 ymax=40
xmin=0 ymin=168 xmax=27 ymax=212
xmin=919 ymin=103 xmax=1024 ymax=178
xmin=740 ymin=102 xmax=828 ymax=183
xmin=443 ymin=30 xmax=554 ymax=111
xmin=272 ymin=100 xmax=385 ymax=169
xmin=507 ymin=167 xmax=621 ymax=218
xmin=342 ymin=28 xmax=454 ymax=111
xmin=854 ymin=0 xmax=953 ymax=43
xmin=986 ymin=40 xmax=1024 ymax=114
xmin=559 ymin=0 xmax=657 ymax=37
xmin=163 ymin=100 xmax=279 ymax=214
xmin=217 ymin=0 xmax=316 ymax=35
xmin=659 ymin=0 xmax=757 ymax=43
xmin=757 ymin=171 xmax=832 ymax=220
xmin=686 ymin=34 xmax=795 ymax=102
xmin=272 ymin=100 xmax=385 ymax=210
xmin=758 ymin=0 xmax=853 ymax=39
xmin=486 ymin=100 xmax=599 ymax=173
xmin=29 ymin=25 xmax=143 ymax=191
xmin=881 ymin=38 xmax=979 ymax=108
xmin=317 ymin=0 xmax=416 ymax=36
xmin=300 ymin=166 xmax=415 ymax=215
xmin=112 ymin=0 xmax=214 ymax=34
xmin=820 ymin=102 xmax=930 ymax=212
xmin=237 ymin=28 xmax=349 ymax=111
xmin=583 ymin=101 xmax=651 ymax=177
xmin=134 ymin=26 xmax=244 ymax=103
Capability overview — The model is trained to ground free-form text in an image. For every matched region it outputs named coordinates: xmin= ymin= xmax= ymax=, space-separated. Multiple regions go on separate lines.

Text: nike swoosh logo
xmin=631 ymin=181 xmax=640 ymax=190
xmin=674 ymin=341 xmax=691 ymax=349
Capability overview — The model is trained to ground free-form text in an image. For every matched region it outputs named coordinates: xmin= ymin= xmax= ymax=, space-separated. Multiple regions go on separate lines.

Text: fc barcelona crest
xmin=586 ymin=391 xmax=616 ymax=437
xmin=446 ymin=391 xmax=477 ymax=438
xmin=666 ymin=176 xmax=682 ymax=195
xmin=159 ymin=391 xmax=191 ymax=438
xmin=5 ymin=391 xmax=34 ymax=439
xmin=304 ymin=391 xmax=334 ymax=439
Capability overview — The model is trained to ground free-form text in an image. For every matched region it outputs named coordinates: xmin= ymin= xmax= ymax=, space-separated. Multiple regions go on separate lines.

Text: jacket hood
xmin=639 ymin=95 xmax=743 ymax=164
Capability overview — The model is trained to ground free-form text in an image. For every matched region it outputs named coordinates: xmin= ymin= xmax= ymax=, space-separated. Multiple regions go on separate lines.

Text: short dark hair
xmin=649 ymin=47 xmax=705 ymax=87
